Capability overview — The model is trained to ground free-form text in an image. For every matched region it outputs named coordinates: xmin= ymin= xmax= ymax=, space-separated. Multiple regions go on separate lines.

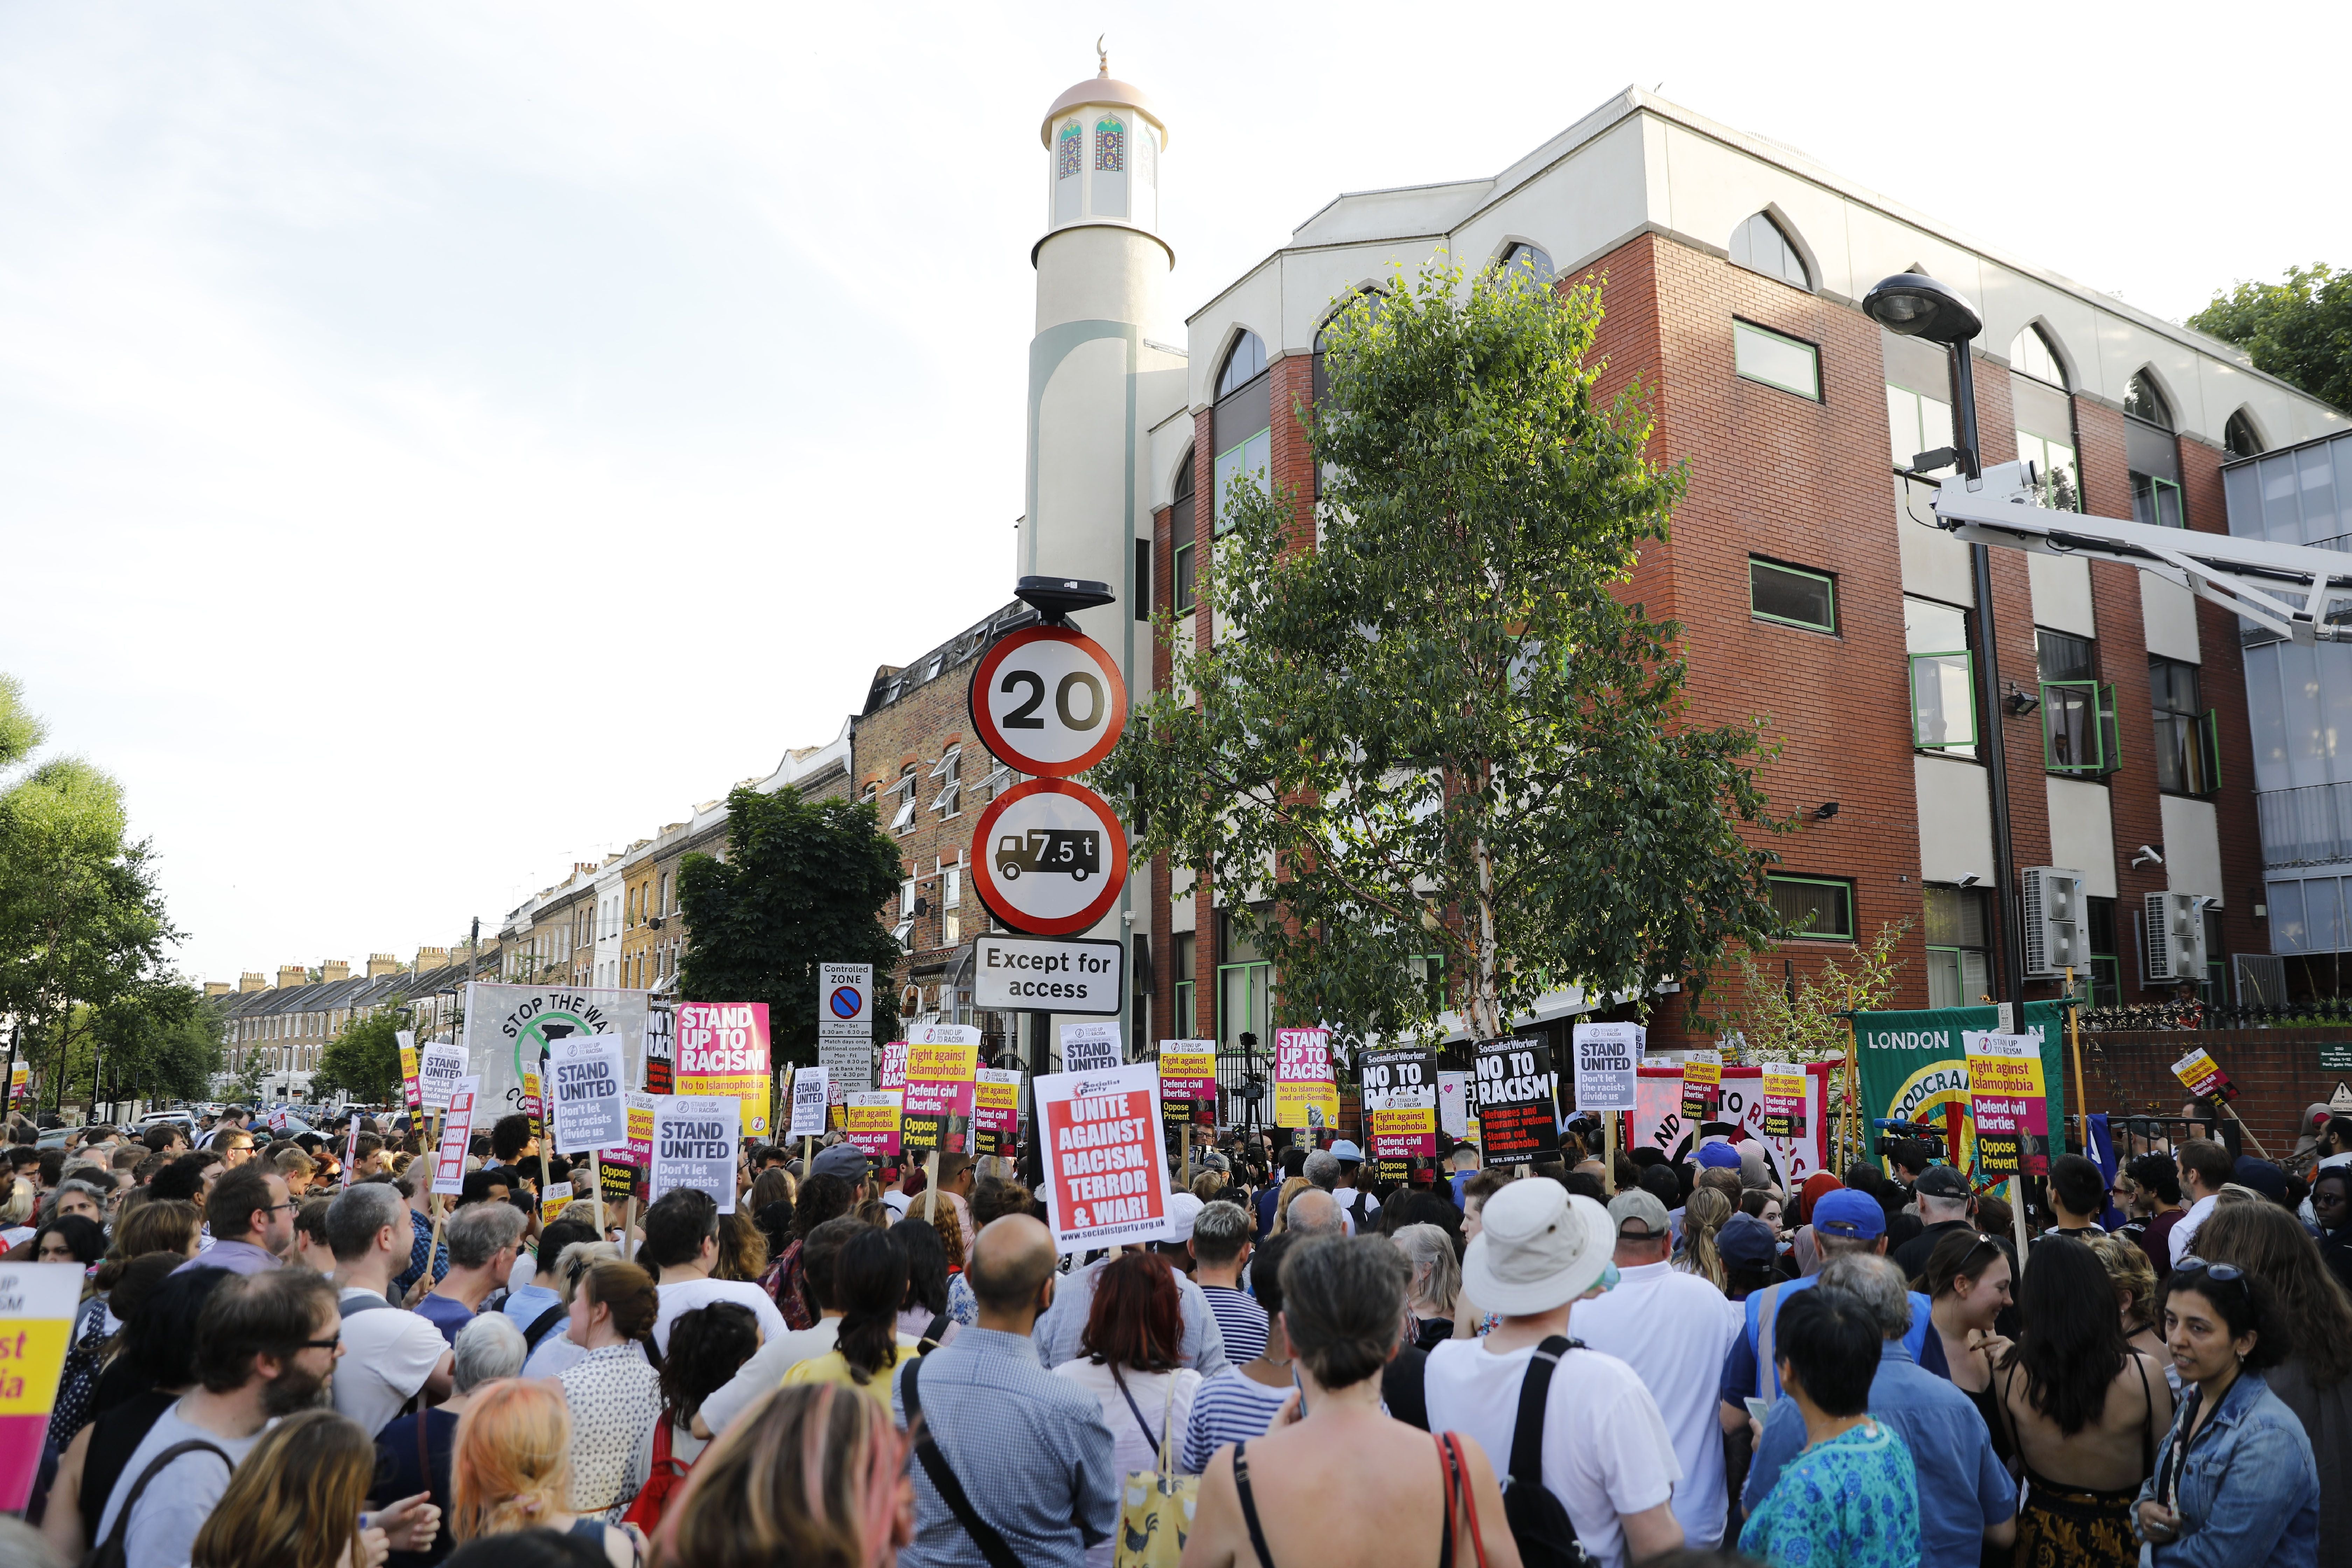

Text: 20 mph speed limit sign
xmin=970 ymin=778 xmax=1130 ymax=936
xmin=969 ymin=625 xmax=1129 ymax=778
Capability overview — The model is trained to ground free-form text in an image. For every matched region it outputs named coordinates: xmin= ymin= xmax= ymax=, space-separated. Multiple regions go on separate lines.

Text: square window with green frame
xmin=1734 ymin=320 xmax=1821 ymax=400
xmin=2036 ymin=629 xmax=2118 ymax=776
xmin=1905 ymin=596 xmax=1976 ymax=756
xmin=1768 ymin=874 xmax=1855 ymax=941
xmin=1750 ymin=558 xmax=1837 ymax=633
xmin=2132 ymin=473 xmax=2184 ymax=529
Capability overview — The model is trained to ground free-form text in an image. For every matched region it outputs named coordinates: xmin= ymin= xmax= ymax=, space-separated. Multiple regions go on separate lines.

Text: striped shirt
xmin=1181 ymin=1371 xmax=1290 ymax=1475
xmin=1199 ymin=1285 xmax=1268 ymax=1364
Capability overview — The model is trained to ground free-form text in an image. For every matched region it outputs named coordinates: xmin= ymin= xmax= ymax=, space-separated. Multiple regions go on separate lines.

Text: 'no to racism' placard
xmin=1034 ymin=1061 xmax=1175 ymax=1255
xmin=1475 ymin=1038 xmax=1560 ymax=1165
xmin=1363 ymin=1047 xmax=1438 ymax=1177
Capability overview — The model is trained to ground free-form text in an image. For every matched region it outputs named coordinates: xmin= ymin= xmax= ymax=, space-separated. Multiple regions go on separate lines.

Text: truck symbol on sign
xmin=995 ymin=828 xmax=1100 ymax=882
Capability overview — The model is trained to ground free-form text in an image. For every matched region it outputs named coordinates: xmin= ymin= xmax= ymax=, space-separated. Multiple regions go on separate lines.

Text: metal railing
xmin=2081 ymin=998 xmax=2352 ymax=1032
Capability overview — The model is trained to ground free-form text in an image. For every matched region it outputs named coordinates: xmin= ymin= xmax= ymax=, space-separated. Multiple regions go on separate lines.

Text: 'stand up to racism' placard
xmin=676 ymin=1002 xmax=772 ymax=1139
xmin=1034 ymin=1061 xmax=1175 ymax=1255
xmin=1273 ymin=1028 xmax=1339 ymax=1130
xmin=1965 ymin=1031 xmax=2050 ymax=1176
xmin=651 ymin=1097 xmax=742 ymax=1214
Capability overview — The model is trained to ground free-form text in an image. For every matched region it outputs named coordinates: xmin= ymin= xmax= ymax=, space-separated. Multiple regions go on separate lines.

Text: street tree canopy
xmin=1095 ymin=263 xmax=1787 ymax=1045
xmin=2189 ymin=264 xmax=2352 ymax=414
xmin=312 ymin=1002 xmax=407 ymax=1105
xmin=677 ymin=785 xmax=904 ymax=1064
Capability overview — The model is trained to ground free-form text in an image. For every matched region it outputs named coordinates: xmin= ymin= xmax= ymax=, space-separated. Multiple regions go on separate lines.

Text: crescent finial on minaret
xmin=1096 ymin=35 xmax=1108 ymax=77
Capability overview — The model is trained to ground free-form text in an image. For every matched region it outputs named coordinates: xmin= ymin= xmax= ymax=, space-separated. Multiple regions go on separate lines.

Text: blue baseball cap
xmin=1330 ymin=1140 xmax=1365 ymax=1163
xmin=1811 ymin=1188 xmax=1887 ymax=1240
xmin=1695 ymin=1141 xmax=1743 ymax=1170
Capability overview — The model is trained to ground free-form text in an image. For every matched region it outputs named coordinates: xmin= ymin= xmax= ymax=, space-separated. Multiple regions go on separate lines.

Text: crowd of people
xmin=0 ymin=1097 xmax=2345 ymax=1568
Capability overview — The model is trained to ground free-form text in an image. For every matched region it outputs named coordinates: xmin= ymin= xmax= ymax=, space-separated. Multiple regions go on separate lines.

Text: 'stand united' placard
xmin=1570 ymin=1022 xmax=1643 ymax=1112
xmin=547 ymin=1034 xmax=627 ymax=1155
xmin=786 ymin=1067 xmax=830 ymax=1140
xmin=677 ymin=1002 xmax=773 ymax=1139
xmin=651 ymin=1096 xmax=741 ymax=1214
xmin=1034 ymin=1061 xmax=1175 ymax=1255
xmin=1966 ymin=1031 xmax=2050 ymax=1176
xmin=418 ymin=1042 xmax=469 ymax=1113
xmin=1273 ymin=1028 xmax=1338 ymax=1130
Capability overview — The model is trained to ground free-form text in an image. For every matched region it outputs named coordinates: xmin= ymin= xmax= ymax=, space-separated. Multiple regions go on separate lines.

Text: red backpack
xmin=621 ymin=1421 xmax=694 ymax=1533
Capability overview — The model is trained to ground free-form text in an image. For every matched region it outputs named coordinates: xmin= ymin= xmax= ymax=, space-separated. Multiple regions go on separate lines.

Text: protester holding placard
xmin=1272 ymin=1028 xmax=1338 ymax=1130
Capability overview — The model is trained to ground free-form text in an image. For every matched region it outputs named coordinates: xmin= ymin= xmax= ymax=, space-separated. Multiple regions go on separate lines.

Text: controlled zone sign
xmin=972 ymin=933 xmax=1125 ymax=1014
xmin=969 ymin=779 xmax=1130 ymax=936
xmin=969 ymin=624 xmax=1129 ymax=778
xmin=1034 ymin=1061 xmax=1175 ymax=1255
xmin=819 ymin=963 xmax=873 ymax=1042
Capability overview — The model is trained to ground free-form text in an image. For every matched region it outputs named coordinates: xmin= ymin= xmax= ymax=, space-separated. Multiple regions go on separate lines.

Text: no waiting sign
xmin=819 ymin=962 xmax=872 ymax=1040
xmin=969 ymin=625 xmax=1129 ymax=778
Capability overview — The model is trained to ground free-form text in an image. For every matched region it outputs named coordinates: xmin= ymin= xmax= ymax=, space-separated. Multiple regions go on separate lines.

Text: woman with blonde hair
xmin=657 ymin=1382 xmax=910 ymax=1568
xmin=189 ymin=1408 xmax=387 ymax=1568
xmin=1675 ymin=1187 xmax=1731 ymax=1290
xmin=1269 ymin=1175 xmax=1312 ymax=1234
xmin=712 ymin=1210 xmax=768 ymax=1284
xmin=521 ymin=1241 xmax=620 ymax=1378
xmin=451 ymin=1379 xmax=640 ymax=1567
xmin=1392 ymin=1223 xmax=1462 ymax=1349
xmin=2088 ymin=1232 xmax=2167 ymax=1367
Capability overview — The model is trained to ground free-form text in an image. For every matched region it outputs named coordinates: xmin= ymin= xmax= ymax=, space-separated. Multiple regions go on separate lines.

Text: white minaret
xmin=1024 ymin=46 xmax=1179 ymax=674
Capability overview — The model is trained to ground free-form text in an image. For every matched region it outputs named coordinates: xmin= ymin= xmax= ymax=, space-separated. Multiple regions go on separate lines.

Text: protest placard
xmin=1034 ymin=1061 xmax=1175 ymax=1254
xmin=1967 ymin=1031 xmax=2050 ymax=1176
xmin=519 ymin=1070 xmax=545 ymax=1144
xmin=677 ymin=1002 xmax=772 ymax=1138
xmin=598 ymin=1159 xmax=637 ymax=1206
xmin=540 ymin=1191 xmax=573 ymax=1224
xmin=1475 ymin=1038 xmax=1560 ymax=1164
xmin=644 ymin=1005 xmax=674 ymax=1094
xmin=1060 ymin=1021 xmax=1122 ymax=1074
xmin=902 ymin=1037 xmax=979 ymax=1156
xmin=418 ymin=1042 xmax=469 ymax=1113
xmin=1759 ymin=1063 xmax=1808 ymax=1140
xmin=624 ymin=1092 xmax=656 ymax=1170
xmin=787 ymin=1066 xmax=830 ymax=1139
xmin=1363 ymin=1047 xmax=1438 ymax=1178
xmin=975 ymin=1068 xmax=1022 ymax=1157
xmin=2170 ymin=1045 xmax=2239 ymax=1104
xmin=547 ymin=1034 xmax=627 ymax=1154
xmin=0 ymin=1262 xmax=91 ymax=1508
xmin=651 ymin=1096 xmax=741 ymax=1214
xmin=1437 ymin=1072 xmax=1470 ymax=1140
xmin=846 ymin=1092 xmax=903 ymax=1159
xmin=880 ymin=1041 xmax=909 ymax=1092
xmin=1158 ymin=1039 xmax=1217 ymax=1128
xmin=1680 ymin=1049 xmax=1722 ymax=1120
xmin=1570 ymin=1022 xmax=1643 ymax=1112
xmin=5 ymin=1064 xmax=26 ymax=1108
xmin=432 ymin=1077 xmax=481 ymax=1196
xmin=397 ymin=1031 xmax=422 ymax=1112
xmin=1273 ymin=1028 xmax=1339 ymax=1130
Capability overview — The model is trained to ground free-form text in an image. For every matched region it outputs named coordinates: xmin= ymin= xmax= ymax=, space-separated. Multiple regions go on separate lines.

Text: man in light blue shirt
xmin=1745 ymin=1254 xmax=2015 ymax=1568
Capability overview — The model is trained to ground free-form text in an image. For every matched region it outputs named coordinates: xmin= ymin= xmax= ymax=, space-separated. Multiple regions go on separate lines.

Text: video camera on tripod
xmin=1872 ymin=1117 xmax=1948 ymax=1163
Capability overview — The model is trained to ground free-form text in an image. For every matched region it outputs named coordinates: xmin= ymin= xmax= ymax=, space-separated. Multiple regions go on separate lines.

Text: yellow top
xmin=780 ymin=1344 xmax=916 ymax=1407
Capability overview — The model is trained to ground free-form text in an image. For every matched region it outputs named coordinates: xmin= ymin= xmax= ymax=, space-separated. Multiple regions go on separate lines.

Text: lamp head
xmin=1863 ymin=273 xmax=1983 ymax=345
xmin=1015 ymin=575 xmax=1116 ymax=626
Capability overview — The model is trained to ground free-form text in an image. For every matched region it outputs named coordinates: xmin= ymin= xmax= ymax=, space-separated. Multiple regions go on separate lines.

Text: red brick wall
xmin=2081 ymin=1029 xmax=2345 ymax=1156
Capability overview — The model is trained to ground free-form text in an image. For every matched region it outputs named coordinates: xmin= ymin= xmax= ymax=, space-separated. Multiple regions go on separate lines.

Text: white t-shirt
xmin=94 ymin=1400 xmax=270 ymax=1568
xmin=332 ymin=1289 xmax=450 ymax=1437
xmin=700 ymin=1319 xmax=842 ymax=1435
xmin=1333 ymin=1185 xmax=1381 ymax=1237
xmin=1052 ymin=1362 xmax=1202 ymax=1568
xmin=1423 ymin=1339 xmax=1681 ymax=1568
xmin=1565 ymin=1261 xmax=1742 ymax=1547
xmin=2171 ymin=1193 xmax=2219 ymax=1265
xmin=649 ymin=1275 xmax=787 ymax=1354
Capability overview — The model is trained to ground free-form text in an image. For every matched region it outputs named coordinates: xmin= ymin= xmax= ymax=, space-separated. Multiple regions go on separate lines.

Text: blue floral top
xmin=1739 ymin=1417 xmax=1920 ymax=1568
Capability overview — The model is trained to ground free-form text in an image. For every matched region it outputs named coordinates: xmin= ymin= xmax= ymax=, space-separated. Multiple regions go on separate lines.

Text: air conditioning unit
xmin=2144 ymin=890 xmax=2210 ymax=982
xmin=2022 ymin=867 xmax=2086 ymax=978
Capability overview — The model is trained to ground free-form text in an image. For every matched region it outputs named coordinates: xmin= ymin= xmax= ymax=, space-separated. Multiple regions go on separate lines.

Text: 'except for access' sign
xmin=971 ymin=933 xmax=1126 ymax=1014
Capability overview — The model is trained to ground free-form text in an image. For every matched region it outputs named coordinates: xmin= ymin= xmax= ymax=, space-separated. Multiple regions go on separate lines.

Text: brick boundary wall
xmin=2073 ymin=1028 xmax=2352 ymax=1155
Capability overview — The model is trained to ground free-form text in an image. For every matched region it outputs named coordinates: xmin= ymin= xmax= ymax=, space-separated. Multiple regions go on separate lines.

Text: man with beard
xmin=91 ymin=1269 xmax=342 ymax=1568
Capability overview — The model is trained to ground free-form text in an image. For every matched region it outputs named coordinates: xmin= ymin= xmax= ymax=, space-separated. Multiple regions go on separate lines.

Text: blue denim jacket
xmin=2136 ymin=1368 xmax=2319 ymax=1568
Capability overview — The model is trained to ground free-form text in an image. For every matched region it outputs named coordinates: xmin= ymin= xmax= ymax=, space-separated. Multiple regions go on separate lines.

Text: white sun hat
xmin=1459 ymin=1177 xmax=1614 ymax=1316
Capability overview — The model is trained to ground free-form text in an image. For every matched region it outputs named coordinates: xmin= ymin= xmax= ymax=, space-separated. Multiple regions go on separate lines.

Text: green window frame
xmin=2132 ymin=474 xmax=2184 ymax=529
xmin=1924 ymin=885 xmax=1991 ymax=1008
xmin=1749 ymin=558 xmax=1836 ymax=632
xmin=1406 ymin=952 xmax=1448 ymax=1013
xmin=1173 ymin=539 xmax=1196 ymax=613
xmin=2040 ymin=679 xmax=2119 ymax=775
xmin=1885 ymin=382 xmax=1955 ymax=473
xmin=1734 ymin=320 xmax=1821 ymax=400
xmin=1909 ymin=651 xmax=1977 ymax=750
xmin=1767 ymin=874 xmax=1855 ymax=941
xmin=1172 ymin=932 xmax=1197 ymax=1038
xmin=1217 ymin=961 xmax=1270 ymax=1049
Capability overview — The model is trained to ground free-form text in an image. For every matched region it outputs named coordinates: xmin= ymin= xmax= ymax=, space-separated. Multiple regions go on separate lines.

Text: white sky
xmin=5 ymin=2 xmax=2346 ymax=987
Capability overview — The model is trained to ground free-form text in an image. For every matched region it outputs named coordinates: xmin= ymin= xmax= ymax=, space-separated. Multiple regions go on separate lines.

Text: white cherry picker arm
xmin=1928 ymin=460 xmax=2352 ymax=645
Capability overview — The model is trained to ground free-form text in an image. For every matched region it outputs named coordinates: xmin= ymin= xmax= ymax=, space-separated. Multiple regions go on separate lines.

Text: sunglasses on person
xmin=2177 ymin=1260 xmax=2249 ymax=1297
xmin=298 ymin=1334 xmax=342 ymax=1353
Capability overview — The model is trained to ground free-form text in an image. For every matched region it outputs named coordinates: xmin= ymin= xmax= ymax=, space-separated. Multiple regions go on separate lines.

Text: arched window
xmin=2009 ymin=325 xmax=2067 ymax=388
xmin=2225 ymin=409 xmax=2264 ymax=459
xmin=2124 ymin=372 xmax=2172 ymax=429
xmin=1054 ymin=119 xmax=1082 ymax=224
xmin=1490 ymin=243 xmax=1555 ymax=295
xmin=1729 ymin=212 xmax=1809 ymax=290
xmin=1094 ymin=117 xmax=1128 ymax=218
xmin=1171 ymin=448 xmax=1198 ymax=613
xmin=1218 ymin=331 xmax=1267 ymax=396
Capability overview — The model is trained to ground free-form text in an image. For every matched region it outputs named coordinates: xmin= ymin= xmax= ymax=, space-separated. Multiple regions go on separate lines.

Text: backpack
xmin=1498 ymin=1337 xmax=1598 ymax=1568
xmin=620 ymin=1420 xmax=693 ymax=1534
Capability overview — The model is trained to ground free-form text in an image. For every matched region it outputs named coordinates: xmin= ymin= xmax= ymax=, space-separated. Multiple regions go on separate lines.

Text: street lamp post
xmin=1863 ymin=274 xmax=2028 ymax=1016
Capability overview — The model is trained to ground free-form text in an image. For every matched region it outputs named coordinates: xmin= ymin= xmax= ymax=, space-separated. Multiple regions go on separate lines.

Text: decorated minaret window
xmin=1055 ymin=120 xmax=1082 ymax=223
xmin=1093 ymin=117 xmax=1128 ymax=217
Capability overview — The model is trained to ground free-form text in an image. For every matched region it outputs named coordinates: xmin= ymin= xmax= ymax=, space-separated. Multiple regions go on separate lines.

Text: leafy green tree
xmin=86 ymin=975 xmax=227 ymax=1104
xmin=311 ymin=1002 xmax=407 ymax=1104
xmin=2189 ymin=265 xmax=2352 ymax=413
xmin=1096 ymin=264 xmax=1787 ymax=1046
xmin=0 ymin=675 xmax=177 ymax=1112
xmin=677 ymin=786 xmax=904 ymax=1067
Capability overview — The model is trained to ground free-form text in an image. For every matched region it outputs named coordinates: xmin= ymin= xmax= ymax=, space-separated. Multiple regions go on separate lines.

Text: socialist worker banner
xmin=1273 ymin=1028 xmax=1339 ymax=1130
xmin=1034 ymin=1061 xmax=1176 ymax=1255
xmin=677 ymin=1001 xmax=773 ymax=1139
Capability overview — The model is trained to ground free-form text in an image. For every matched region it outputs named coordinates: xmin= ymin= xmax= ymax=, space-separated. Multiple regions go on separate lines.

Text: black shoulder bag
xmin=83 ymin=1439 xmax=231 ymax=1568
xmin=1500 ymin=1336 xmax=1598 ymax=1568
xmin=901 ymin=1354 xmax=1022 ymax=1568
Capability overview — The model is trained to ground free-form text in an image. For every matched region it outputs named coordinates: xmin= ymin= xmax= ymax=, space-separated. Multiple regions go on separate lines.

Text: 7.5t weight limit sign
xmin=971 ymin=626 xmax=1129 ymax=778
